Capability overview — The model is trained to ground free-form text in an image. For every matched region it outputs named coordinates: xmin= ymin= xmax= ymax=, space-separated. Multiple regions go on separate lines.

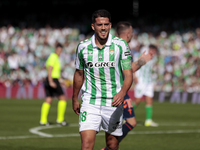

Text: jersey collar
xmin=91 ymin=33 xmax=112 ymax=49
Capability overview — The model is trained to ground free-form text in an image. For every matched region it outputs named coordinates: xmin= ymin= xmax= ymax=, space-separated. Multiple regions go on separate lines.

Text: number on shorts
xmin=79 ymin=111 xmax=87 ymax=122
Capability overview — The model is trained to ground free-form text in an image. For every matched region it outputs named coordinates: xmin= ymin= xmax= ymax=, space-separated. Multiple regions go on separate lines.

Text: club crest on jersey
xmin=110 ymin=49 xmax=114 ymax=55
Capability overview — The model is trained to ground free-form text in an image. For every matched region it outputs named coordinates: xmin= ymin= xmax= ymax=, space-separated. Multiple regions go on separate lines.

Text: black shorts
xmin=44 ymin=78 xmax=64 ymax=97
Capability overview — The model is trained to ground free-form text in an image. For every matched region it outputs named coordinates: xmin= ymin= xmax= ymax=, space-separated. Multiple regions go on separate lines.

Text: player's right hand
xmin=49 ymin=81 xmax=57 ymax=88
xmin=112 ymin=91 xmax=125 ymax=107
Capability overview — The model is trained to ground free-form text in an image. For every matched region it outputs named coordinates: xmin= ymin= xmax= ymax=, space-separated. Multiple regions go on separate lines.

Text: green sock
xmin=40 ymin=102 xmax=50 ymax=124
xmin=145 ymin=105 xmax=152 ymax=120
xmin=57 ymin=100 xmax=67 ymax=123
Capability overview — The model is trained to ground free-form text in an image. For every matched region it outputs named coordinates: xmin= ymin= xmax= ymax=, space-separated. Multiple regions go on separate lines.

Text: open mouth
xmin=100 ymin=31 xmax=107 ymax=36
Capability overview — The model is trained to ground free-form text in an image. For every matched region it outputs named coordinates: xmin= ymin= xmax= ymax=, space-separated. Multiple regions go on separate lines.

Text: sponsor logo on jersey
xmin=86 ymin=61 xmax=115 ymax=68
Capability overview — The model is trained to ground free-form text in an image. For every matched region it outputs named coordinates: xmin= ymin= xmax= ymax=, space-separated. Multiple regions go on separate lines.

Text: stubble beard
xmin=96 ymin=31 xmax=109 ymax=42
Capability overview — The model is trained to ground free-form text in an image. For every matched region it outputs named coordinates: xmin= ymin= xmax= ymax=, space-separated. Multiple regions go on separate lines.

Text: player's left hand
xmin=112 ymin=91 xmax=125 ymax=107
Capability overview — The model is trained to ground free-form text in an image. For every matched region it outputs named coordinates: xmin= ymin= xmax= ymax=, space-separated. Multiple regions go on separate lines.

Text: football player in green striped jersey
xmin=133 ymin=44 xmax=159 ymax=127
xmin=72 ymin=9 xmax=133 ymax=150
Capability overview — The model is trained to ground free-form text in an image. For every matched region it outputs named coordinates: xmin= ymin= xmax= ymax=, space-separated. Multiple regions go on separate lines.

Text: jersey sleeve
xmin=75 ymin=43 xmax=85 ymax=70
xmin=47 ymin=53 xmax=56 ymax=67
xmin=120 ymin=40 xmax=132 ymax=70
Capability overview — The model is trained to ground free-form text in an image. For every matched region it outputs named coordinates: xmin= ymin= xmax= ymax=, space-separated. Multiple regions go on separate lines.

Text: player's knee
xmin=82 ymin=140 xmax=93 ymax=150
xmin=81 ymin=135 xmax=95 ymax=150
xmin=130 ymin=120 xmax=137 ymax=128
xmin=58 ymin=95 xmax=66 ymax=101
xmin=127 ymin=119 xmax=137 ymax=128
xmin=45 ymin=97 xmax=52 ymax=104
xmin=134 ymin=99 xmax=141 ymax=105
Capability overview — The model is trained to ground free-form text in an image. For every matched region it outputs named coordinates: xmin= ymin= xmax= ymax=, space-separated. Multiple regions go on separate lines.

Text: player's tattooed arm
xmin=132 ymin=50 xmax=154 ymax=73
xmin=132 ymin=57 xmax=146 ymax=73
xmin=136 ymin=57 xmax=146 ymax=68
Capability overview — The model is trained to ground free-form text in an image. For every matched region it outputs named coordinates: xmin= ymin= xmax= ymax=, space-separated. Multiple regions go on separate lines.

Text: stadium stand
xmin=0 ymin=24 xmax=199 ymax=95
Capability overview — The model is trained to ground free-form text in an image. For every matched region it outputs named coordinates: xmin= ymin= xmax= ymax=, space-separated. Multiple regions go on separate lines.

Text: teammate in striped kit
xmin=133 ymin=44 xmax=159 ymax=127
xmin=72 ymin=10 xmax=133 ymax=150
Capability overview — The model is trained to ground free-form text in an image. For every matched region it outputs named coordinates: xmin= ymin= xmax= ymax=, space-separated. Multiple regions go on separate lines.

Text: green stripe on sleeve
xmin=78 ymin=47 xmax=85 ymax=69
xmin=117 ymin=45 xmax=123 ymax=87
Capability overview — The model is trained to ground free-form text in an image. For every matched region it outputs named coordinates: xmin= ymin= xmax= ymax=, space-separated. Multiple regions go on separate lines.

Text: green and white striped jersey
xmin=134 ymin=46 xmax=155 ymax=84
xmin=75 ymin=33 xmax=131 ymax=107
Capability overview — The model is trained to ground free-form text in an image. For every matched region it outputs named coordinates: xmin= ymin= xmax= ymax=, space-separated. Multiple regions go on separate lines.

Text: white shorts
xmin=79 ymin=103 xmax=123 ymax=136
xmin=134 ymin=83 xmax=154 ymax=98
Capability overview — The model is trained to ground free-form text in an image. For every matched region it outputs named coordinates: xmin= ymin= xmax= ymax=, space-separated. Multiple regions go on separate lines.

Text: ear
xmin=109 ymin=22 xmax=112 ymax=29
xmin=125 ymin=31 xmax=129 ymax=39
xmin=91 ymin=23 xmax=95 ymax=31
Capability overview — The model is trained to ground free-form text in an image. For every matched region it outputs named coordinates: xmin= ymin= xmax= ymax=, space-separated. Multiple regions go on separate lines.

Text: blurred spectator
xmin=7 ymin=52 xmax=19 ymax=70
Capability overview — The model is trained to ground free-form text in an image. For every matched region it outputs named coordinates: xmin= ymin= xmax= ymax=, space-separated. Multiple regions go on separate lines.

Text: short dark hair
xmin=55 ymin=43 xmax=63 ymax=49
xmin=149 ymin=44 xmax=158 ymax=51
xmin=149 ymin=44 xmax=159 ymax=54
xmin=92 ymin=9 xmax=111 ymax=23
xmin=116 ymin=21 xmax=132 ymax=35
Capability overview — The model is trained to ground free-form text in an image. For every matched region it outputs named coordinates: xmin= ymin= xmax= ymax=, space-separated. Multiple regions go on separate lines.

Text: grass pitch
xmin=0 ymin=99 xmax=199 ymax=150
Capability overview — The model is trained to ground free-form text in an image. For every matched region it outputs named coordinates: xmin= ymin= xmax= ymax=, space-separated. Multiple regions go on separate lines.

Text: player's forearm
xmin=132 ymin=57 xmax=146 ymax=73
xmin=120 ymin=69 xmax=133 ymax=96
xmin=72 ymin=70 xmax=84 ymax=101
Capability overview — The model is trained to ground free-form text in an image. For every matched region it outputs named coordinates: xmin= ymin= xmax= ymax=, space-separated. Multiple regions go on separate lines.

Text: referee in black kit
xmin=40 ymin=43 xmax=68 ymax=126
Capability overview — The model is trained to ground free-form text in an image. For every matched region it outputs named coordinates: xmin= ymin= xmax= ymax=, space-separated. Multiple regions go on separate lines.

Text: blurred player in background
xmin=133 ymin=44 xmax=159 ymax=127
xmin=40 ymin=43 xmax=68 ymax=126
xmin=102 ymin=21 xmax=154 ymax=150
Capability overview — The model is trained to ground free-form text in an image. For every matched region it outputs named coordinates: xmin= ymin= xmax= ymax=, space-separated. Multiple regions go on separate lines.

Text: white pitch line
xmin=0 ymin=135 xmax=38 ymax=140
xmin=29 ymin=125 xmax=61 ymax=137
xmin=68 ymin=123 xmax=200 ymax=127
xmin=53 ymin=129 xmax=200 ymax=137
xmin=128 ymin=129 xmax=200 ymax=135
xmin=29 ymin=123 xmax=79 ymax=137
xmin=1 ymin=129 xmax=200 ymax=140
xmin=1 ymin=122 xmax=199 ymax=140
xmin=29 ymin=122 xmax=200 ymax=137
xmin=158 ymin=123 xmax=200 ymax=127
